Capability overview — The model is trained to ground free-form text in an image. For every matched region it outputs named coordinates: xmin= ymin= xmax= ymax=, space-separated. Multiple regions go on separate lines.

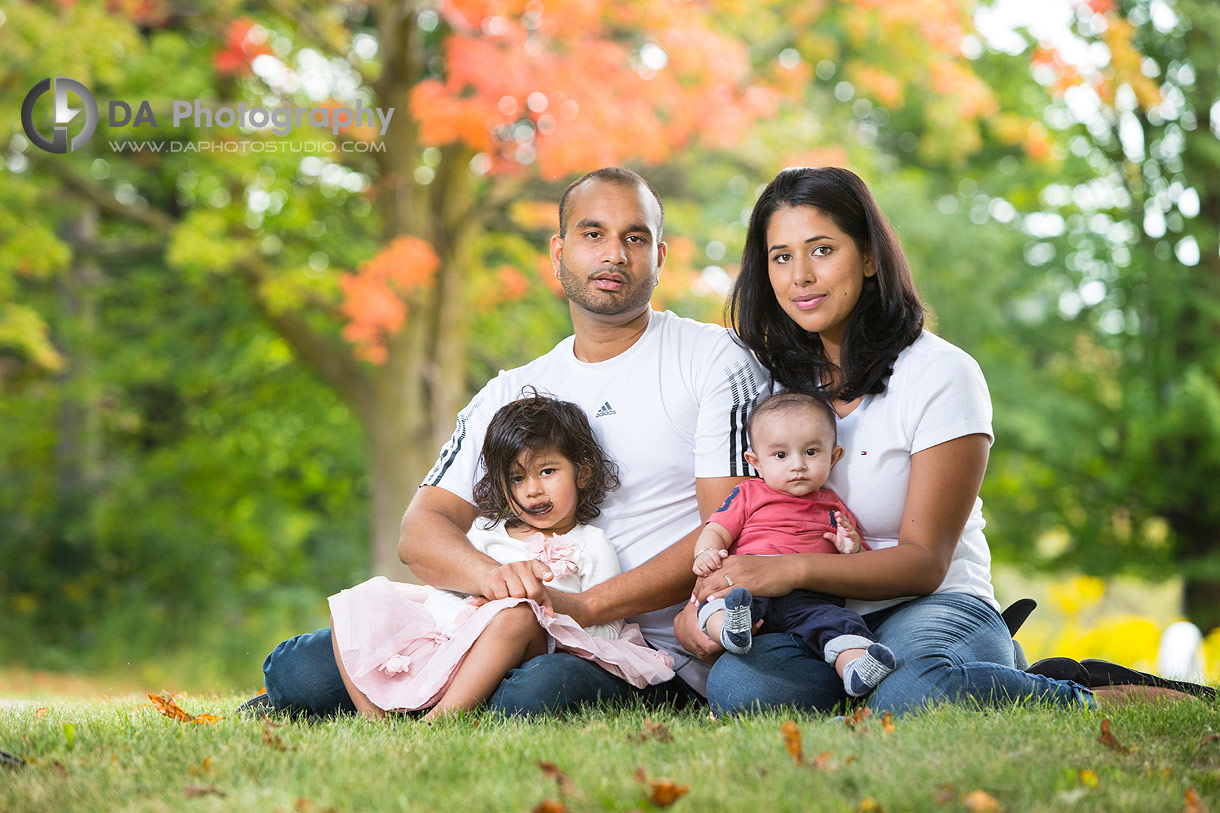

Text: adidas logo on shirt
xmin=594 ymin=402 xmax=616 ymax=417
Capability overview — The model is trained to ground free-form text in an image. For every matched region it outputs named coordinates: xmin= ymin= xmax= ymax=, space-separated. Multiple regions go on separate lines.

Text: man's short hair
xmin=557 ymin=167 xmax=665 ymax=238
xmin=747 ymin=391 xmax=838 ymax=447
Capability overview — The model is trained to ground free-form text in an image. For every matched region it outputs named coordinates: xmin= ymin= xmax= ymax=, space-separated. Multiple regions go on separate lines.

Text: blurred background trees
xmin=1 ymin=0 xmax=1216 ymax=685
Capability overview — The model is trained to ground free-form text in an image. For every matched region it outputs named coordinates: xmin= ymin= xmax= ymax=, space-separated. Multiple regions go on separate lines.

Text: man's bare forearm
xmin=398 ymin=486 xmax=488 ymax=594
xmin=551 ymin=524 xmax=700 ymax=626
xmin=553 ymin=475 xmax=748 ymax=626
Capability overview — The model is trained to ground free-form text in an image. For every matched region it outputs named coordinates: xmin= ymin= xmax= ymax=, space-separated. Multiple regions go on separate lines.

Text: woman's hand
xmin=691 ymin=554 xmax=797 ymax=603
xmin=673 ymin=600 xmax=723 ymax=663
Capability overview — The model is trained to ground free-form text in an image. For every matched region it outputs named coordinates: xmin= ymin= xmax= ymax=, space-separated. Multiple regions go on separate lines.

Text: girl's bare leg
xmin=330 ymin=615 xmax=386 ymax=719
xmin=424 ymin=604 xmax=547 ymax=720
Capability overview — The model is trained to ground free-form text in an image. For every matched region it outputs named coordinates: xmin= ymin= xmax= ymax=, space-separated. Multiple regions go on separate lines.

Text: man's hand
xmin=824 ymin=511 xmax=863 ymax=554
xmin=479 ymin=559 xmax=554 ymax=606
xmin=692 ymin=547 xmax=727 ymax=577
xmin=673 ymin=599 xmax=724 ymax=663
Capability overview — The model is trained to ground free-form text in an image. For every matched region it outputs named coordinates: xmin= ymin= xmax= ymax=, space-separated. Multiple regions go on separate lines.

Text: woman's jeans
xmin=706 ymin=592 xmax=1092 ymax=715
xmin=260 ymin=627 xmax=697 ymax=716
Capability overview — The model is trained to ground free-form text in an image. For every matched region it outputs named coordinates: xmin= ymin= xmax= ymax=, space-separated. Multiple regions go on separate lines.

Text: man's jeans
xmin=261 ymin=627 xmax=697 ymax=716
xmin=706 ymin=592 xmax=1092 ymax=715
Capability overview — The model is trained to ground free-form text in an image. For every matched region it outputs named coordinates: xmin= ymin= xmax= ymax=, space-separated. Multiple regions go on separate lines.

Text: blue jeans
xmin=706 ymin=592 xmax=1092 ymax=716
xmin=262 ymin=627 xmax=698 ymax=716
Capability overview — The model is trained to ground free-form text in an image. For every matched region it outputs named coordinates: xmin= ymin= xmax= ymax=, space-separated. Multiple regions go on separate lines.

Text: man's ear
xmin=744 ymin=449 xmax=760 ymax=470
xmin=656 ymin=239 xmax=668 ymax=270
xmin=550 ymin=234 xmax=564 ymax=278
xmin=831 ymin=446 xmax=845 ymax=466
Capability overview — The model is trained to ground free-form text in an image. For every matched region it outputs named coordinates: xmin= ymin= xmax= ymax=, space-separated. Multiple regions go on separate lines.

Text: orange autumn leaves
xmin=148 ymin=692 xmax=224 ymax=725
xmin=411 ymin=0 xmax=779 ymax=181
xmin=1029 ymin=2 xmax=1162 ymax=112
xmin=532 ymin=760 xmax=688 ymax=812
xmin=340 ymin=236 xmax=441 ymax=363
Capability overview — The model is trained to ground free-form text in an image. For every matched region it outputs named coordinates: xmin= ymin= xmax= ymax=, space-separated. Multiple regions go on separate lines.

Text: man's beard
xmin=556 ymin=260 xmax=656 ymax=316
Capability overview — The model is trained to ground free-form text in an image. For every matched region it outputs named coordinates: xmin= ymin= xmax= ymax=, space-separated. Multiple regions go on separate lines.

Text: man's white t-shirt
xmin=423 ymin=309 xmax=767 ymax=693
xmin=825 ymin=330 xmax=999 ymax=616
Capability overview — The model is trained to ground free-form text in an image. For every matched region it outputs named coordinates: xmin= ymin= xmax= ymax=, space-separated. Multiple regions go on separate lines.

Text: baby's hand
xmin=692 ymin=547 xmax=727 ymax=577
xmin=825 ymin=511 xmax=863 ymax=554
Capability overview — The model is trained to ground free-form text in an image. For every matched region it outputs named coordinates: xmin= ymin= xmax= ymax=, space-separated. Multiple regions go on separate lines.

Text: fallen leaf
xmin=628 ymin=718 xmax=673 ymax=744
xmin=634 ymin=766 xmax=689 ymax=808
xmin=149 ymin=693 xmax=194 ymax=721
xmin=881 ymin=711 xmax=896 ymax=735
xmin=187 ymin=757 xmax=213 ymax=777
xmin=35 ymin=707 xmax=49 ymax=719
xmin=813 ymin=752 xmax=838 ymax=773
xmin=262 ymin=724 xmax=293 ymax=751
xmin=1202 ymin=733 xmax=1219 ymax=746
xmin=538 ymin=761 xmax=582 ymax=797
xmin=781 ymin=720 xmax=803 ymax=764
xmin=1079 ymin=769 xmax=1099 ymax=788
xmin=1098 ymin=719 xmax=1130 ymax=754
xmin=648 ymin=779 xmax=690 ymax=807
xmin=293 ymin=799 xmax=339 ymax=813
xmin=183 ymin=785 xmax=224 ymax=798
xmin=934 ymin=783 xmax=956 ymax=804
xmin=149 ymin=693 xmax=225 ymax=725
xmin=1185 ymin=787 xmax=1208 ymax=813
xmin=844 ymin=707 xmax=872 ymax=731
xmin=532 ymin=801 xmax=567 ymax=813
xmin=51 ymin=760 xmax=67 ymax=777
xmin=963 ymin=790 xmax=1000 ymax=811
xmin=857 ymin=796 xmax=883 ymax=811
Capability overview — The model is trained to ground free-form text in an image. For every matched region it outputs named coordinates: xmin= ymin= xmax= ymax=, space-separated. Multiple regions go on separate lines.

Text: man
xmin=251 ymin=167 xmax=765 ymax=716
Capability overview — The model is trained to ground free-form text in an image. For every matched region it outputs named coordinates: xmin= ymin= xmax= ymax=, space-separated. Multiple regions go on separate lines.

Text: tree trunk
xmin=366 ymin=388 xmax=430 ymax=579
xmin=54 ymin=204 xmax=102 ymax=504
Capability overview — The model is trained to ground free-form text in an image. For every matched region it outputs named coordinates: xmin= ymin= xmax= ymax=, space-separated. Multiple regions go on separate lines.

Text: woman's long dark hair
xmin=472 ymin=389 xmax=620 ymax=528
xmin=727 ymin=167 xmax=924 ymax=400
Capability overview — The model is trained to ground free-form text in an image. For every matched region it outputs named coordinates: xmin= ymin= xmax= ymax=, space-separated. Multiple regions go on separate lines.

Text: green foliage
xmin=0 ymin=257 xmax=367 ymax=677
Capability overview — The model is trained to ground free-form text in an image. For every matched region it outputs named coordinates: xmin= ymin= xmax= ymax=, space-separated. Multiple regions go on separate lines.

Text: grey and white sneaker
xmin=720 ymin=587 xmax=754 ymax=654
xmin=842 ymin=643 xmax=897 ymax=697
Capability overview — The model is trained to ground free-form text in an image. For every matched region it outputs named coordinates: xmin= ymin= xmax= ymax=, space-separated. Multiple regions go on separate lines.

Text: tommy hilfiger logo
xmin=594 ymin=402 xmax=616 ymax=417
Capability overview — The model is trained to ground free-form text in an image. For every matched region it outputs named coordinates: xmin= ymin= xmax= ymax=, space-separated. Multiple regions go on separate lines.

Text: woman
xmin=674 ymin=166 xmax=1094 ymax=714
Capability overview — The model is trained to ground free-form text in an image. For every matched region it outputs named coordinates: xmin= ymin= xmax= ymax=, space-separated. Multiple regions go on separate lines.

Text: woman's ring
xmin=725 ymin=576 xmax=734 ymax=587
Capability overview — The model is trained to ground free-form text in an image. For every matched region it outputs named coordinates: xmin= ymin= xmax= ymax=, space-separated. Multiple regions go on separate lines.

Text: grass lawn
xmin=2 ymin=694 xmax=1219 ymax=812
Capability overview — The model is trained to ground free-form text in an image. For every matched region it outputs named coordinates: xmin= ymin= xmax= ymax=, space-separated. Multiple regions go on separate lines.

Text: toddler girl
xmin=328 ymin=392 xmax=674 ymax=719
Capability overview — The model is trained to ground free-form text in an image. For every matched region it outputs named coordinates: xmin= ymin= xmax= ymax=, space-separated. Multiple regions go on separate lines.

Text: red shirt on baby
xmin=708 ymin=478 xmax=863 ymax=556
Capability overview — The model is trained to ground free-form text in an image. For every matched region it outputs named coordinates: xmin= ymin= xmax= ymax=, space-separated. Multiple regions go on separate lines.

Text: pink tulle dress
xmin=328 ymin=521 xmax=675 ymax=712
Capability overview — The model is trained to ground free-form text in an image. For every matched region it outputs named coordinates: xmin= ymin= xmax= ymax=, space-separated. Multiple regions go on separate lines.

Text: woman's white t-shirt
xmin=824 ymin=330 xmax=999 ymax=615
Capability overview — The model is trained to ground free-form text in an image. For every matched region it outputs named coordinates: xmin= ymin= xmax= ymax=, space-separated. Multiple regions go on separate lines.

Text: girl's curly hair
xmin=472 ymin=389 xmax=620 ymax=528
